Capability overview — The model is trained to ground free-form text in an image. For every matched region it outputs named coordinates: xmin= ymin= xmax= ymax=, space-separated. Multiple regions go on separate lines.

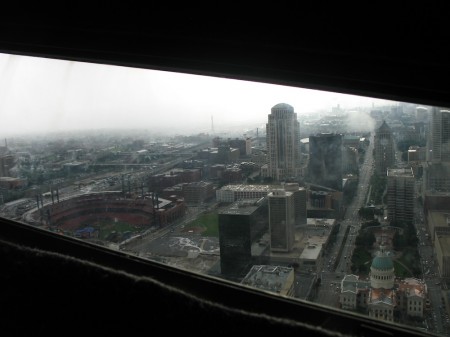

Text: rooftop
xmin=387 ymin=168 xmax=414 ymax=178
xmin=398 ymin=278 xmax=426 ymax=298
xmin=341 ymin=274 xmax=370 ymax=293
xmin=219 ymin=184 xmax=280 ymax=192
xmin=370 ymin=288 xmax=395 ymax=306
xmin=241 ymin=265 xmax=294 ymax=294
xmin=299 ymin=242 xmax=322 ymax=260
xmin=219 ymin=198 xmax=266 ymax=216
xmin=272 ymin=103 xmax=294 ymax=111
xmin=429 ymin=210 xmax=450 ymax=228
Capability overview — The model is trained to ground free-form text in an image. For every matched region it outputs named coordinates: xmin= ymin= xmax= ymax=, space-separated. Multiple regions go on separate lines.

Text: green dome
xmin=371 ymin=255 xmax=394 ymax=270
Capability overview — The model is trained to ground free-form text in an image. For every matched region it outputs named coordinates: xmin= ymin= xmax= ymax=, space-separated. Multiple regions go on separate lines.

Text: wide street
xmin=315 ymin=133 xmax=374 ymax=307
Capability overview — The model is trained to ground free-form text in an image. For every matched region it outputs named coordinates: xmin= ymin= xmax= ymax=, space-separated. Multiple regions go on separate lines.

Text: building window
xmin=0 ymin=48 xmax=442 ymax=336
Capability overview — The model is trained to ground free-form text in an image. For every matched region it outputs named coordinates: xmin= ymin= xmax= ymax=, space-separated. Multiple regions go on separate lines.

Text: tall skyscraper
xmin=308 ymin=133 xmax=343 ymax=191
xmin=387 ymin=168 xmax=415 ymax=224
xmin=268 ymin=190 xmax=295 ymax=252
xmin=422 ymin=108 xmax=450 ymax=196
xmin=264 ymin=103 xmax=301 ymax=181
xmin=428 ymin=107 xmax=450 ymax=162
xmin=374 ymin=121 xmax=395 ymax=175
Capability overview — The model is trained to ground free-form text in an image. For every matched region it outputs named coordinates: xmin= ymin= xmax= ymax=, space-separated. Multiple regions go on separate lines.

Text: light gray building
xmin=268 ymin=189 xmax=295 ymax=252
xmin=387 ymin=168 xmax=415 ymax=224
xmin=262 ymin=103 xmax=301 ymax=181
xmin=428 ymin=107 xmax=450 ymax=162
xmin=284 ymin=182 xmax=307 ymax=225
xmin=241 ymin=265 xmax=295 ymax=297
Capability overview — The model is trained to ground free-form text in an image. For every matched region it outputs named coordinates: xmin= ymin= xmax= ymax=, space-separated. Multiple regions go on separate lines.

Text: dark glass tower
xmin=218 ymin=198 xmax=268 ymax=280
xmin=374 ymin=120 xmax=395 ymax=175
xmin=308 ymin=133 xmax=343 ymax=191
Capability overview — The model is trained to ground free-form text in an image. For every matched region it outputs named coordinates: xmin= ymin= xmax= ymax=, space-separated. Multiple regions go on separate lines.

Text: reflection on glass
xmin=0 ymin=52 xmax=448 ymax=335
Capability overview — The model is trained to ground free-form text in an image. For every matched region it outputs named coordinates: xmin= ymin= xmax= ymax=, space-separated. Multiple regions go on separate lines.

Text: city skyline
xmin=0 ymin=52 xmax=396 ymax=137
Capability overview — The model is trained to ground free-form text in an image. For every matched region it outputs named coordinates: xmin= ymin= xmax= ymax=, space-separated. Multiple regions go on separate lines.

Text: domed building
xmin=339 ymin=242 xmax=427 ymax=323
xmin=370 ymin=243 xmax=395 ymax=289
xmin=367 ymin=243 xmax=396 ymax=321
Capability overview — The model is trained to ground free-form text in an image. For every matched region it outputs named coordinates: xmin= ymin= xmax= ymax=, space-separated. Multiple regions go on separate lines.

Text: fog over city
xmin=0 ymin=52 xmax=394 ymax=137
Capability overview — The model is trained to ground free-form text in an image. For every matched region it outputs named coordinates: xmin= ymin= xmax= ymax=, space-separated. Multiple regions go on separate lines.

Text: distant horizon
xmin=0 ymin=106 xmax=401 ymax=142
xmin=1 ymin=52 xmax=399 ymax=138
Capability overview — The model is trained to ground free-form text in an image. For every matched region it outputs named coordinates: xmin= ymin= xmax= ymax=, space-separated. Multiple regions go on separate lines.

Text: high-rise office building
xmin=428 ymin=107 xmax=450 ymax=162
xmin=0 ymin=154 xmax=15 ymax=177
xmin=422 ymin=108 xmax=450 ymax=202
xmin=218 ymin=198 xmax=268 ymax=279
xmin=422 ymin=162 xmax=450 ymax=193
xmin=387 ymin=168 xmax=415 ymax=224
xmin=284 ymin=182 xmax=307 ymax=225
xmin=264 ymin=103 xmax=301 ymax=181
xmin=374 ymin=121 xmax=395 ymax=175
xmin=308 ymin=133 xmax=343 ymax=191
xmin=268 ymin=190 xmax=295 ymax=252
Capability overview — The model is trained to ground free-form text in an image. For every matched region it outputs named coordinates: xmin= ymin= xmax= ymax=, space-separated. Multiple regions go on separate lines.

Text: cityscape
xmin=1 ymin=57 xmax=450 ymax=336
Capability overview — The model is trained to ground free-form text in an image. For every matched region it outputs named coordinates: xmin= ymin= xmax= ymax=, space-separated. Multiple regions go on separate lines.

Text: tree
xmin=392 ymin=231 xmax=405 ymax=249
xmin=358 ymin=207 xmax=375 ymax=220
xmin=355 ymin=230 xmax=376 ymax=248
xmin=370 ymin=173 xmax=387 ymax=205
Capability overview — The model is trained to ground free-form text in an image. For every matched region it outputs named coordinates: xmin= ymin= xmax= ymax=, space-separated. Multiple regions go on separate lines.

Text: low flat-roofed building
xmin=222 ymin=167 xmax=243 ymax=183
xmin=428 ymin=210 xmax=450 ymax=242
xmin=435 ymin=235 xmax=450 ymax=278
xmin=240 ymin=265 xmax=295 ymax=297
xmin=161 ymin=183 xmax=187 ymax=199
xmin=182 ymin=181 xmax=214 ymax=205
xmin=216 ymin=184 xmax=280 ymax=203
xmin=209 ymin=164 xmax=226 ymax=179
xmin=268 ymin=221 xmax=332 ymax=273
xmin=407 ymin=146 xmax=426 ymax=162
xmin=299 ymin=239 xmax=323 ymax=272
xmin=63 ymin=161 xmax=88 ymax=173
xmin=307 ymin=189 xmax=342 ymax=219
xmin=0 ymin=176 xmax=28 ymax=189
xmin=166 ymin=168 xmax=202 ymax=183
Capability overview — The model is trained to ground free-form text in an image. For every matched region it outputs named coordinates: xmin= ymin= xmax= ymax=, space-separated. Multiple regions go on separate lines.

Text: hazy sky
xmin=0 ymin=52 xmax=396 ymax=137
